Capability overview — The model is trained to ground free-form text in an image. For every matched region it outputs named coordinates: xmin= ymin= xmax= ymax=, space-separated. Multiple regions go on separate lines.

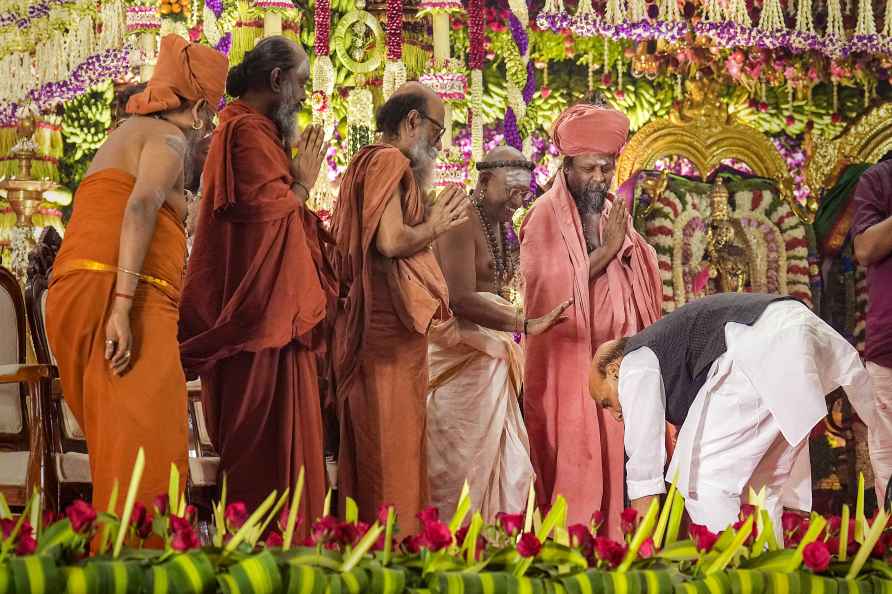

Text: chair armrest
xmin=0 ymin=364 xmax=51 ymax=384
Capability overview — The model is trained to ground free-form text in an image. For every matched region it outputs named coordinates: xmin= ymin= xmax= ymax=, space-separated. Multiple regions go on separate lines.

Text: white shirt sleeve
xmin=619 ymin=347 xmax=668 ymax=500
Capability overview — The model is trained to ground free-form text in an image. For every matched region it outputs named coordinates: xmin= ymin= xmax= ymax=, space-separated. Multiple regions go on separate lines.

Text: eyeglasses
xmin=417 ymin=111 xmax=446 ymax=143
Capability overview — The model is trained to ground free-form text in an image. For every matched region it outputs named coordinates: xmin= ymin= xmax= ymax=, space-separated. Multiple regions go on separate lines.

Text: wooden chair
xmin=25 ymin=228 xmax=92 ymax=512
xmin=186 ymin=378 xmax=219 ymax=521
xmin=0 ymin=265 xmax=50 ymax=507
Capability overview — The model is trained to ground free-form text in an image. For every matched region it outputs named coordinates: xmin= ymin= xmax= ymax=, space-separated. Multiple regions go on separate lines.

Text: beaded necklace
xmin=472 ymin=189 xmax=514 ymax=300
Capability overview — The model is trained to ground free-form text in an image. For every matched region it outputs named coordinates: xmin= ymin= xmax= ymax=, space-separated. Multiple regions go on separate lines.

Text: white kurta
xmin=619 ymin=300 xmax=874 ymax=532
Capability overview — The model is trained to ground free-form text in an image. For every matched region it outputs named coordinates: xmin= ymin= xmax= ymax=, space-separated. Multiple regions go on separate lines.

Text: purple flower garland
xmin=504 ymin=11 xmax=534 ymax=152
xmin=1 ymin=47 xmax=134 ymax=126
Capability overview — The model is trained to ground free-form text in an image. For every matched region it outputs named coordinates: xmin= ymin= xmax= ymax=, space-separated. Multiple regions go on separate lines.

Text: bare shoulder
xmin=143 ymin=118 xmax=187 ymax=158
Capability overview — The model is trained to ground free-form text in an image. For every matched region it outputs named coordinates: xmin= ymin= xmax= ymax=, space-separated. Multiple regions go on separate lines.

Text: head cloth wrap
xmin=551 ymin=104 xmax=630 ymax=157
xmin=127 ymin=35 xmax=229 ymax=116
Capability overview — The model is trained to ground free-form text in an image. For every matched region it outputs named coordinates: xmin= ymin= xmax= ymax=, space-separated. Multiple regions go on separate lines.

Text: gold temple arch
xmin=806 ymin=102 xmax=892 ymax=194
xmin=616 ymin=79 xmax=806 ymax=221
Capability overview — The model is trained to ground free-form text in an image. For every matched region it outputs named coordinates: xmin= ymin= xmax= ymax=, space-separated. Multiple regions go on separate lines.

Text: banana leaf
xmin=63 ymin=560 xmax=144 ymax=594
xmin=145 ymin=551 xmax=216 ymax=594
xmin=427 ymin=571 xmax=510 ymax=594
xmin=868 ymin=578 xmax=892 ymax=594
xmin=363 ymin=563 xmax=407 ymax=594
xmin=281 ymin=563 xmax=327 ymax=594
xmin=726 ymin=570 xmax=767 ymax=594
xmin=7 ymin=556 xmax=64 ymax=594
xmin=35 ymin=520 xmax=78 ymax=557
xmin=560 ymin=569 xmax=674 ymax=594
xmin=218 ymin=550 xmax=283 ymax=594
xmin=675 ymin=572 xmax=731 ymax=594
xmin=0 ymin=565 xmax=9 ymax=594
xmin=325 ymin=567 xmax=369 ymax=594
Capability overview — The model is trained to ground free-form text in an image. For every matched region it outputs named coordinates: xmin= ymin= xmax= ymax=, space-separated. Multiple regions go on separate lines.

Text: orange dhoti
xmin=331 ymin=145 xmax=451 ymax=537
xmin=46 ymin=169 xmax=188 ymax=516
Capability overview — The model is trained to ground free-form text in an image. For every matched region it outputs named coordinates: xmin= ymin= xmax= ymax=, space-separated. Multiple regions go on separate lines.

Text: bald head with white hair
xmin=375 ymin=82 xmax=445 ymax=191
xmin=474 ymin=145 xmax=534 ymax=224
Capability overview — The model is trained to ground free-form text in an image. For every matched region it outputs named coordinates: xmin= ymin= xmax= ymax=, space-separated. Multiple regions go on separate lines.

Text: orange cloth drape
xmin=520 ymin=170 xmax=662 ymax=539
xmin=46 ymin=169 xmax=188 ymax=521
xmin=178 ymin=101 xmax=330 ymax=531
xmin=331 ymin=145 xmax=450 ymax=536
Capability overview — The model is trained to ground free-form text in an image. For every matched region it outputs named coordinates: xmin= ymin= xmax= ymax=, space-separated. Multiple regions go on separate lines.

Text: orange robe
xmin=331 ymin=145 xmax=450 ymax=535
xmin=520 ymin=171 xmax=662 ymax=538
xmin=46 ymin=168 xmax=188 ymax=518
xmin=178 ymin=101 xmax=330 ymax=528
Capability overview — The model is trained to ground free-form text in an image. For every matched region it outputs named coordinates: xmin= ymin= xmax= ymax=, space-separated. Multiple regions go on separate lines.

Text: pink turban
xmin=551 ymin=104 xmax=630 ymax=157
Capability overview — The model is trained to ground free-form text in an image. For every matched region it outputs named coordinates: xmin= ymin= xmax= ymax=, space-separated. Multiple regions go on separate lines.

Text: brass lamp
xmin=0 ymin=108 xmax=57 ymax=284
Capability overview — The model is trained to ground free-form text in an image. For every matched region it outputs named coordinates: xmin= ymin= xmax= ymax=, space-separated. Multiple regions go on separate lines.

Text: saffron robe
xmin=179 ymin=101 xmax=330 ymax=529
xmin=427 ymin=297 xmax=534 ymax=521
xmin=46 ymin=169 xmax=189 ymax=520
xmin=331 ymin=145 xmax=450 ymax=536
xmin=520 ymin=170 xmax=662 ymax=539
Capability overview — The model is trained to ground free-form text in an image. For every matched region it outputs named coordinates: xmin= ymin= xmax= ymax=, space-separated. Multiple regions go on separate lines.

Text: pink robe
xmin=520 ymin=170 xmax=662 ymax=539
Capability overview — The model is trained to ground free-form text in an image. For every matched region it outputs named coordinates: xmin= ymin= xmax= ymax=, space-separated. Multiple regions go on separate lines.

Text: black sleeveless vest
xmin=623 ymin=293 xmax=797 ymax=426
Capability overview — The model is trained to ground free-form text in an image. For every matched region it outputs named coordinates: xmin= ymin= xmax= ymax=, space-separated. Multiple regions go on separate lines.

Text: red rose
xmin=171 ymin=526 xmax=201 ymax=551
xmin=335 ymin=522 xmax=358 ymax=547
xmin=265 ymin=531 xmax=284 ymax=548
xmin=417 ymin=507 xmax=440 ymax=527
xmin=131 ymin=502 xmax=153 ymax=539
xmin=621 ymin=508 xmax=638 ymax=534
xmin=639 ymin=537 xmax=655 ymax=559
xmin=423 ymin=521 xmax=453 ymax=552
xmin=42 ymin=510 xmax=59 ymax=528
xmin=689 ymin=524 xmax=719 ymax=552
xmin=516 ymin=533 xmax=542 ymax=558
xmin=15 ymin=533 xmax=36 ymax=556
xmin=591 ymin=511 xmax=605 ymax=528
xmin=803 ymin=541 xmax=831 ymax=573
xmin=312 ymin=516 xmax=338 ymax=543
xmin=594 ymin=536 xmax=626 ymax=568
xmin=782 ymin=512 xmax=802 ymax=533
xmin=496 ymin=512 xmax=524 ymax=536
xmin=170 ymin=515 xmax=191 ymax=534
xmin=66 ymin=500 xmax=97 ymax=534
xmin=401 ymin=534 xmax=425 ymax=554
xmin=455 ymin=525 xmax=469 ymax=545
xmin=225 ymin=502 xmax=248 ymax=529
xmin=377 ymin=503 xmax=395 ymax=525
xmin=0 ymin=518 xmax=16 ymax=538
xmin=153 ymin=494 xmax=169 ymax=516
xmin=568 ymin=524 xmax=593 ymax=551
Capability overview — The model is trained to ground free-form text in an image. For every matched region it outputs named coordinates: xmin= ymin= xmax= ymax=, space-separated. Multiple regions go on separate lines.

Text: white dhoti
xmin=621 ymin=300 xmax=876 ymax=535
xmin=426 ymin=310 xmax=534 ymax=521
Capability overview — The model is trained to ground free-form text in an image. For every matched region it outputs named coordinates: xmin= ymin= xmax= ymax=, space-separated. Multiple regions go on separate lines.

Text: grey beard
xmin=273 ymin=81 xmax=298 ymax=144
xmin=573 ymin=187 xmax=607 ymax=216
xmin=408 ymin=140 xmax=437 ymax=192
xmin=274 ymin=103 xmax=298 ymax=145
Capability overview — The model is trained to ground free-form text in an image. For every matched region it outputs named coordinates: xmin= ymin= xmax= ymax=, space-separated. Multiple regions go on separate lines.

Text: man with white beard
xmin=178 ymin=36 xmax=332 ymax=530
xmin=331 ymin=82 xmax=468 ymax=535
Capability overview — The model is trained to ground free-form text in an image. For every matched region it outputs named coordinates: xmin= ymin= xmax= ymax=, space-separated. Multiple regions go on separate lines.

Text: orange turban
xmin=127 ymin=35 xmax=229 ymax=116
xmin=551 ymin=104 xmax=630 ymax=157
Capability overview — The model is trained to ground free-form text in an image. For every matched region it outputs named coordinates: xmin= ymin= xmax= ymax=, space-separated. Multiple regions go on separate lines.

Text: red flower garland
xmin=314 ymin=0 xmax=330 ymax=56
xmin=468 ymin=0 xmax=484 ymax=70
xmin=386 ymin=0 xmax=403 ymax=61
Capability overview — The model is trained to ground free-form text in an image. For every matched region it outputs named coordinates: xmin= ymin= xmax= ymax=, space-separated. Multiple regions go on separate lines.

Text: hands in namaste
xmin=525 ymin=299 xmax=573 ymax=336
xmin=290 ymin=125 xmax=327 ymax=195
xmin=602 ymin=198 xmax=628 ymax=258
xmin=428 ymin=184 xmax=470 ymax=238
